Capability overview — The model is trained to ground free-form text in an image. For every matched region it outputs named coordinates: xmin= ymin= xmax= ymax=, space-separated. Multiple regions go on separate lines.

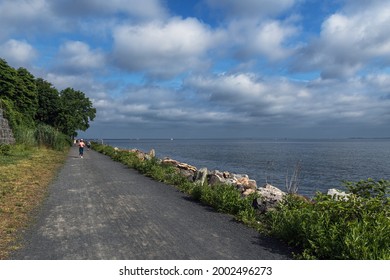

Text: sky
xmin=1 ymin=0 xmax=390 ymax=139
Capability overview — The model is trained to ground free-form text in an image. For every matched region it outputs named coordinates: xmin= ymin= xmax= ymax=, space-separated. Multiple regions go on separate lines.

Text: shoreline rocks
xmin=121 ymin=148 xmax=287 ymax=212
xmin=122 ymin=146 xmax=351 ymax=213
xmin=158 ymin=155 xmax=288 ymax=212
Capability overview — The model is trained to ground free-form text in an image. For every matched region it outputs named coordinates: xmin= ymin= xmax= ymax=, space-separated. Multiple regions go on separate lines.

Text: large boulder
xmin=162 ymin=158 xmax=197 ymax=180
xmin=236 ymin=176 xmax=257 ymax=190
xmin=208 ymin=172 xmax=225 ymax=186
xmin=253 ymin=184 xmax=286 ymax=213
xmin=195 ymin=167 xmax=208 ymax=186
xmin=144 ymin=148 xmax=156 ymax=160
xmin=130 ymin=149 xmax=147 ymax=161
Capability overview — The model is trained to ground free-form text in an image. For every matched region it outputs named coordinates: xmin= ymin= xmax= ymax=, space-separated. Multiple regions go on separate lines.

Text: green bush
xmin=0 ymin=144 xmax=35 ymax=165
xmin=0 ymin=144 xmax=11 ymax=155
xmin=343 ymin=178 xmax=389 ymax=200
xmin=266 ymin=181 xmax=390 ymax=259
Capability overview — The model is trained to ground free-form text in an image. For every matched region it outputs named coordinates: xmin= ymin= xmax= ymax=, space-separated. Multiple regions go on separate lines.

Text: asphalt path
xmin=12 ymin=147 xmax=292 ymax=260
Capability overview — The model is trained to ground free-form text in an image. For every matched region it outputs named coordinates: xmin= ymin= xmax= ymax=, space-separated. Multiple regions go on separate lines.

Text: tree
xmin=0 ymin=58 xmax=17 ymax=100
xmin=14 ymin=67 xmax=38 ymax=127
xmin=57 ymin=88 xmax=96 ymax=138
xmin=1 ymin=58 xmax=96 ymax=139
xmin=0 ymin=59 xmax=24 ymax=128
xmin=35 ymin=78 xmax=61 ymax=127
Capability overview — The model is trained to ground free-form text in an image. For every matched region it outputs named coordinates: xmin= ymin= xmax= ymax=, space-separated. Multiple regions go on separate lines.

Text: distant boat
xmin=170 ymin=138 xmax=174 ymax=141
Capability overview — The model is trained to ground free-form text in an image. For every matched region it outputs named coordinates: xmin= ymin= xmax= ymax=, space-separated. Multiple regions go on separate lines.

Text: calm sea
xmin=101 ymin=138 xmax=390 ymax=197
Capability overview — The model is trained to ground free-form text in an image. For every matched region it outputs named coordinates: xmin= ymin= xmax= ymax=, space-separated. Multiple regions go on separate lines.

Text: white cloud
xmin=54 ymin=41 xmax=105 ymax=73
xmin=0 ymin=39 xmax=37 ymax=67
xmin=44 ymin=72 xmax=96 ymax=92
xmin=71 ymin=70 xmax=390 ymax=138
xmin=0 ymin=0 xmax=66 ymax=38
xmin=0 ymin=0 xmax=167 ymax=40
xmin=185 ymin=72 xmax=390 ymax=126
xmin=294 ymin=1 xmax=390 ymax=79
xmin=112 ymin=17 xmax=224 ymax=78
xmin=228 ymin=19 xmax=298 ymax=61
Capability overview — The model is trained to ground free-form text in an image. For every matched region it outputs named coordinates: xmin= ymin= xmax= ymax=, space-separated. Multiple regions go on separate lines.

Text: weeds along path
xmin=12 ymin=146 xmax=291 ymax=260
xmin=0 ymin=147 xmax=67 ymax=260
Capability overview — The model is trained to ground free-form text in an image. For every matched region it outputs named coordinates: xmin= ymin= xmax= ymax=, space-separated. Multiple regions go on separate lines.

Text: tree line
xmin=0 ymin=58 xmax=96 ymax=139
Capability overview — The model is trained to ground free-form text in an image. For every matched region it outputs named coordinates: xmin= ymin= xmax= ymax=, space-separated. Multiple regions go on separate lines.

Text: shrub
xmin=343 ymin=178 xmax=389 ymax=200
xmin=0 ymin=144 xmax=11 ymax=155
xmin=266 ymin=180 xmax=390 ymax=259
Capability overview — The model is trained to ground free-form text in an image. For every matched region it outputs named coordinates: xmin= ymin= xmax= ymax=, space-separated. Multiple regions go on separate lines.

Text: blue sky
xmin=1 ymin=0 xmax=390 ymax=139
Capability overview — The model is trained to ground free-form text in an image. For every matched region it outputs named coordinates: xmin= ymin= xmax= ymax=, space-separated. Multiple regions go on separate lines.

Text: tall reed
xmin=13 ymin=124 xmax=70 ymax=150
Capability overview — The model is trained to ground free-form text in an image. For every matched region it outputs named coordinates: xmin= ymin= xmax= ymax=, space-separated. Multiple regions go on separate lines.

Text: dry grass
xmin=0 ymin=147 xmax=68 ymax=259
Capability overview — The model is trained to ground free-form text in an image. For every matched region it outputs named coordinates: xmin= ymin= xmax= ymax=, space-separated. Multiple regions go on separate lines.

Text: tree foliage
xmin=0 ymin=57 xmax=96 ymax=139
xmin=0 ymin=59 xmax=17 ymax=99
xmin=15 ymin=68 xmax=38 ymax=127
xmin=57 ymin=88 xmax=96 ymax=138
xmin=35 ymin=78 xmax=60 ymax=127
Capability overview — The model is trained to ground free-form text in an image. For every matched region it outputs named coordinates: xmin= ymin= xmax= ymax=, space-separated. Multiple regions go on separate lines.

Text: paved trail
xmin=12 ymin=147 xmax=292 ymax=260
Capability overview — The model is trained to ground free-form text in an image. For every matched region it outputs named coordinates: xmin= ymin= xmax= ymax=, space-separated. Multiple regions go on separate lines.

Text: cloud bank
xmin=1 ymin=0 xmax=389 ymax=138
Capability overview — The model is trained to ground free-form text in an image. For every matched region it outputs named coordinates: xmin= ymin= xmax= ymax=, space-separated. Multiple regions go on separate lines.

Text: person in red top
xmin=78 ymin=139 xmax=86 ymax=158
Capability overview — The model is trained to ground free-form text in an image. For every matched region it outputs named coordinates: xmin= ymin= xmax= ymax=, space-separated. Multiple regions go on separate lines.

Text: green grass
xmin=0 ymin=144 xmax=35 ymax=165
xmin=13 ymin=124 xmax=71 ymax=151
xmin=0 ymin=145 xmax=68 ymax=259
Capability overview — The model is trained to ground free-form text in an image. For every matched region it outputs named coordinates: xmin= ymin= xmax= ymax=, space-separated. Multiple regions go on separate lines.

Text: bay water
xmin=101 ymin=138 xmax=390 ymax=197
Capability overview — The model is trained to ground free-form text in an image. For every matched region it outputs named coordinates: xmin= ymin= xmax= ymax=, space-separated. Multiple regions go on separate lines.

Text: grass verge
xmin=0 ymin=146 xmax=68 ymax=259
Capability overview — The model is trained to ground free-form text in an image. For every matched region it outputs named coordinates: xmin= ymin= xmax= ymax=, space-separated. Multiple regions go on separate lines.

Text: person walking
xmin=78 ymin=139 xmax=86 ymax=158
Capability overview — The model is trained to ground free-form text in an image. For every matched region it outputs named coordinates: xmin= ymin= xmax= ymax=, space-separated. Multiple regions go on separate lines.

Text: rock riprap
xmin=118 ymin=148 xmax=287 ymax=212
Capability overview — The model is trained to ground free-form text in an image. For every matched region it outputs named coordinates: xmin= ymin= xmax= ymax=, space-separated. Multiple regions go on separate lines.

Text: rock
xmin=327 ymin=188 xmax=350 ymax=201
xmin=177 ymin=162 xmax=197 ymax=173
xmin=258 ymin=184 xmax=286 ymax=200
xmin=233 ymin=173 xmax=249 ymax=180
xmin=148 ymin=149 xmax=156 ymax=158
xmin=162 ymin=158 xmax=180 ymax=166
xmin=253 ymin=184 xmax=286 ymax=213
xmin=208 ymin=173 xmax=224 ymax=186
xmin=162 ymin=158 xmax=196 ymax=171
xmin=248 ymin=179 xmax=257 ymax=189
xmin=195 ymin=167 xmax=208 ymax=186
xmin=237 ymin=177 xmax=249 ymax=186
xmin=235 ymin=177 xmax=257 ymax=190
xmin=129 ymin=149 xmax=148 ymax=161
xmin=179 ymin=169 xmax=196 ymax=182
xmin=242 ymin=188 xmax=256 ymax=197
xmin=225 ymin=178 xmax=237 ymax=186
xmin=223 ymin=171 xmax=230 ymax=178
